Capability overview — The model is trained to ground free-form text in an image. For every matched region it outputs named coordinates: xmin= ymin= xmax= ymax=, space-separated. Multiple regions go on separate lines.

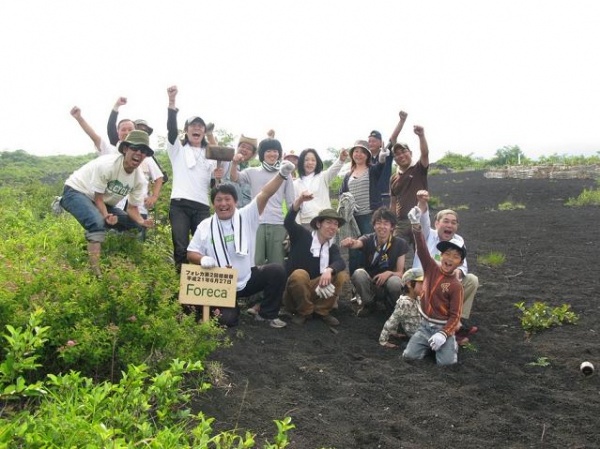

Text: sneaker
xmin=268 ymin=318 xmax=287 ymax=329
xmin=51 ymin=196 xmax=64 ymax=215
xmin=246 ymin=304 xmax=260 ymax=316
xmin=350 ymin=294 xmax=363 ymax=305
xmin=320 ymin=314 xmax=339 ymax=327
xmin=255 ymin=314 xmax=287 ymax=328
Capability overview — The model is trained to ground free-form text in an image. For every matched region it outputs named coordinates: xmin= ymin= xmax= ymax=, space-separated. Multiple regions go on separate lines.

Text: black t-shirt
xmin=358 ymin=233 xmax=409 ymax=277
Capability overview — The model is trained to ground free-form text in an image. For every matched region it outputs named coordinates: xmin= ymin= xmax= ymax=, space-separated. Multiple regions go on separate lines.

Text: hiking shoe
xmin=292 ymin=314 xmax=307 ymax=325
xmin=320 ymin=314 xmax=339 ymax=327
xmin=255 ymin=314 xmax=287 ymax=328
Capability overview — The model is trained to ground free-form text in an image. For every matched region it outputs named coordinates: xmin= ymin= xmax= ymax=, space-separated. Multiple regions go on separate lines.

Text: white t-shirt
xmin=167 ymin=139 xmax=216 ymax=206
xmin=187 ymin=200 xmax=260 ymax=291
xmin=96 ymin=139 xmax=163 ymax=213
xmin=65 ymin=153 xmax=146 ymax=207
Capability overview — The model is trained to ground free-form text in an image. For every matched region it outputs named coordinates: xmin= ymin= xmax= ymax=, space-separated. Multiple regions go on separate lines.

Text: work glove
xmin=428 ymin=332 xmax=447 ymax=351
xmin=322 ymin=284 xmax=336 ymax=297
xmin=378 ymin=148 xmax=390 ymax=163
xmin=407 ymin=206 xmax=422 ymax=225
xmin=200 ymin=256 xmax=217 ymax=269
xmin=279 ymin=161 xmax=295 ymax=179
xmin=315 ymin=285 xmax=326 ymax=299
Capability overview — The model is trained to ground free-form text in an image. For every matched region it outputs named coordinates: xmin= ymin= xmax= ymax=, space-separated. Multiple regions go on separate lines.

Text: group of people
xmin=59 ymin=86 xmax=479 ymax=365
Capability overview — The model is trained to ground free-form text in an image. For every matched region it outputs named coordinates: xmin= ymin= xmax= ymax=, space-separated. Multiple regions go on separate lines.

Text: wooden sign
xmin=179 ymin=263 xmax=238 ymax=312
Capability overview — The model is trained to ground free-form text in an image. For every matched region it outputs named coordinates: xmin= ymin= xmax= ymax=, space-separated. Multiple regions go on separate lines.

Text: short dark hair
xmin=371 ymin=207 xmax=397 ymax=227
xmin=297 ymin=148 xmax=324 ymax=177
xmin=210 ymin=183 xmax=238 ymax=203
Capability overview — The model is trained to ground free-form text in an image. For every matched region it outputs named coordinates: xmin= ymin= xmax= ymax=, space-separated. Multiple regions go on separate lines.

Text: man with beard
xmin=187 ymin=161 xmax=296 ymax=328
xmin=60 ymin=130 xmax=155 ymax=276
xmin=282 ymin=192 xmax=348 ymax=327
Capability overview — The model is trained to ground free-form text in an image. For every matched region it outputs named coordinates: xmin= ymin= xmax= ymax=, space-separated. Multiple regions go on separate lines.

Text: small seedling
xmin=498 ymin=201 xmax=526 ymax=211
xmin=527 ymin=357 xmax=551 ymax=367
xmin=460 ymin=341 xmax=478 ymax=352
xmin=478 ymin=251 xmax=506 ymax=267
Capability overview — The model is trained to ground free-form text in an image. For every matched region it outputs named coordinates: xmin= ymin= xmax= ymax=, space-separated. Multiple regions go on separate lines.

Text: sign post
xmin=179 ymin=263 xmax=238 ymax=322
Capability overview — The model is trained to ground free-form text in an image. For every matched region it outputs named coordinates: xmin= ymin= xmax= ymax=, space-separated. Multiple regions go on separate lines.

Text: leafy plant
xmin=477 ymin=251 xmax=506 ymax=267
xmin=565 ymin=188 xmax=600 ymax=206
xmin=515 ymin=301 xmax=579 ymax=334
xmin=498 ymin=201 xmax=526 ymax=211
xmin=527 ymin=357 xmax=551 ymax=367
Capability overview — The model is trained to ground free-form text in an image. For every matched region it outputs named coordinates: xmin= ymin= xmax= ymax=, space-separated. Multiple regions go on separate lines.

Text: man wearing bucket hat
xmin=59 ymin=130 xmax=156 ymax=276
xmin=341 ymin=207 xmax=409 ymax=316
xmin=69 ymin=102 xmax=165 ymax=225
xmin=221 ymin=134 xmax=259 ymax=207
xmin=282 ymin=192 xmax=349 ymax=326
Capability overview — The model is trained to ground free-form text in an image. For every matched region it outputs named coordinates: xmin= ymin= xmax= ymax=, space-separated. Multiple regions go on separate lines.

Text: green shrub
xmin=565 ymin=188 xmax=600 ymax=206
xmin=515 ymin=301 xmax=579 ymax=334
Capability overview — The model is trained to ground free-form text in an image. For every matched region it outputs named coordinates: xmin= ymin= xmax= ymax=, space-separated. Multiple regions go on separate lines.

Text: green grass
xmin=497 ymin=201 xmax=526 ymax=211
xmin=477 ymin=251 xmax=506 ymax=267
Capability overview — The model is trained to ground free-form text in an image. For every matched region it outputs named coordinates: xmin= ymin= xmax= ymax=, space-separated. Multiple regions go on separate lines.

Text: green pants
xmin=255 ymin=223 xmax=287 ymax=266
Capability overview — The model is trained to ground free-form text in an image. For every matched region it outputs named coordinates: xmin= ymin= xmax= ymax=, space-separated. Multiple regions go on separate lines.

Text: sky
xmin=1 ymin=0 xmax=599 ymax=163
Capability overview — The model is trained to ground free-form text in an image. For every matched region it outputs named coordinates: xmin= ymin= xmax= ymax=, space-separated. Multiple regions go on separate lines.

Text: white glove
xmin=323 ymin=284 xmax=336 ymax=297
xmin=407 ymin=206 xmax=422 ymax=225
xmin=378 ymin=148 xmax=390 ymax=163
xmin=279 ymin=160 xmax=295 ymax=179
xmin=315 ymin=285 xmax=325 ymax=299
xmin=428 ymin=332 xmax=447 ymax=351
xmin=200 ymin=256 xmax=217 ymax=269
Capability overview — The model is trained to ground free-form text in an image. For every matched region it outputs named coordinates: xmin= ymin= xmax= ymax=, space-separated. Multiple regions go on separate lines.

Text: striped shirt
xmin=348 ymin=171 xmax=371 ymax=215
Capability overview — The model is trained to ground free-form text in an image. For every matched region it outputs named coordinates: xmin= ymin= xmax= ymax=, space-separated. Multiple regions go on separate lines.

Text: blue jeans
xmin=60 ymin=185 xmax=142 ymax=243
xmin=349 ymin=212 xmax=374 ymax=274
xmin=402 ymin=320 xmax=458 ymax=366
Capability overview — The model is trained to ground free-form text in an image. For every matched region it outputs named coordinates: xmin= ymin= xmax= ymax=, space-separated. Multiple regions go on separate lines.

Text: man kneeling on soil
xmin=186 ymin=161 xmax=296 ymax=328
xmin=283 ymin=192 xmax=348 ymax=326
xmin=412 ymin=190 xmax=479 ymax=345
xmin=60 ymin=130 xmax=155 ymax=276
xmin=403 ymin=206 xmax=464 ymax=366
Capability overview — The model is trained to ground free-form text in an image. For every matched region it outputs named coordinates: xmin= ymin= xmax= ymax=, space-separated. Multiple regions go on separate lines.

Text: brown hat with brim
xmin=310 ymin=208 xmax=346 ymax=230
xmin=118 ymin=130 xmax=154 ymax=156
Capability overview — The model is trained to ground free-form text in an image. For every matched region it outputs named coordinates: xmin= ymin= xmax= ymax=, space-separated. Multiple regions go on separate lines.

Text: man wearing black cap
xmin=282 ymin=192 xmax=348 ymax=326
xmin=166 ymin=85 xmax=224 ymax=273
xmin=368 ymin=110 xmax=409 ymax=207
xmin=60 ymin=130 xmax=156 ymax=276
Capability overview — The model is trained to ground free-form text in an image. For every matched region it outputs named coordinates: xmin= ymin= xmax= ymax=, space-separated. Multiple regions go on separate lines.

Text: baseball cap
xmin=402 ymin=268 xmax=424 ymax=284
xmin=369 ymin=130 xmax=382 ymax=141
xmin=184 ymin=116 xmax=206 ymax=130
xmin=437 ymin=237 xmax=467 ymax=260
